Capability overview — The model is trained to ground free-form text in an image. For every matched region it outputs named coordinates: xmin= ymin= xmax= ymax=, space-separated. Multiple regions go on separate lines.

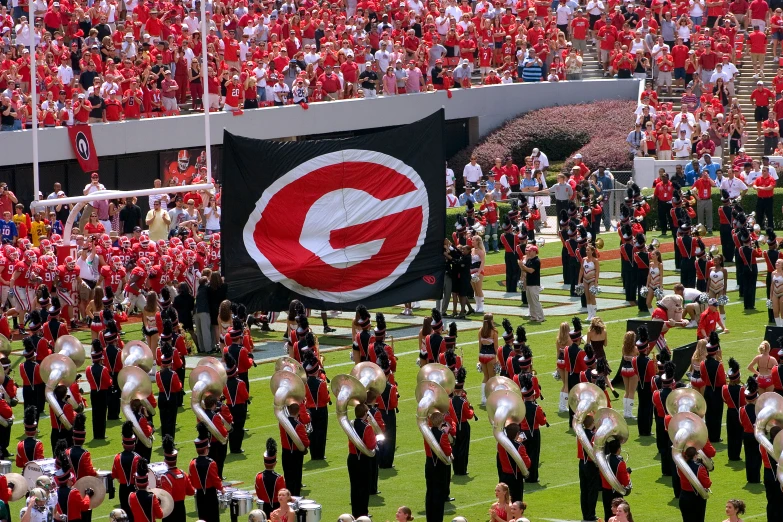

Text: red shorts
xmin=557 ymin=360 xmax=566 ymax=370
xmin=479 ymin=353 xmax=496 ymax=364
xmin=758 ymin=374 xmax=773 ymax=388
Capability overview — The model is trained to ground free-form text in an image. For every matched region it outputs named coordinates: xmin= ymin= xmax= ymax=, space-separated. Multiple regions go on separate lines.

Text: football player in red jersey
xmin=167 ymin=150 xmax=198 ymax=186
xmin=135 ymin=235 xmax=159 ymax=265
xmin=56 ymin=256 xmax=81 ymax=328
xmin=98 ymin=256 xmax=128 ymax=298
xmin=0 ymin=246 xmax=14 ymax=311
xmin=96 ymin=234 xmax=114 ymax=267
xmin=39 ymin=255 xmax=58 ymax=292
xmin=207 ymin=233 xmax=221 ymax=272
xmin=159 ymin=255 xmax=176 ymax=296
xmin=123 ymin=258 xmax=151 ymax=312
xmin=116 ymin=236 xmax=136 ymax=268
xmin=183 ymin=250 xmax=201 ymax=295
xmin=10 ymin=250 xmax=42 ymax=316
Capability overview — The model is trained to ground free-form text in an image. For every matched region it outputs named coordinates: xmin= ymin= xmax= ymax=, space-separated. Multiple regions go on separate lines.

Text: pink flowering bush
xmin=450 ymin=100 xmax=636 ymax=175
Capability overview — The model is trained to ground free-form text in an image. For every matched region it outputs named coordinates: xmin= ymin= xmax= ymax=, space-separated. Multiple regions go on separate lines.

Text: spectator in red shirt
xmin=748 ymin=25 xmax=768 ymax=78
xmin=73 ymin=93 xmax=91 ymax=125
xmin=318 ymin=65 xmax=342 ymax=100
xmin=693 ymin=170 xmax=716 ymax=232
xmin=653 ymin=170 xmax=675 ymax=235
xmin=762 ymin=114 xmax=780 ymax=154
xmin=340 ymin=54 xmax=359 ymax=98
xmin=751 ymin=80 xmax=775 ymax=139
xmin=753 ymin=167 xmax=776 ymax=228
xmin=695 ymin=133 xmax=716 ymax=157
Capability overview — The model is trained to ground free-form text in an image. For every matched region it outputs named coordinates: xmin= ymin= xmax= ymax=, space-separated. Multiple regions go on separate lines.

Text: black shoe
xmin=230 ymin=450 xmax=245 ymax=454
xmin=323 ymin=326 xmax=336 ymax=334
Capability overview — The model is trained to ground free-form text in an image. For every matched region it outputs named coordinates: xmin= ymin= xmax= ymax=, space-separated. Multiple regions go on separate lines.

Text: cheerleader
xmin=748 ymin=341 xmax=776 ymax=393
xmin=141 ymin=293 xmax=161 ymax=351
xmin=497 ymin=319 xmax=515 ymax=377
xmin=586 ymin=317 xmax=608 ymax=360
xmin=620 ymin=331 xmax=638 ymax=419
xmin=556 ymin=322 xmax=570 ymax=413
xmin=579 ymin=244 xmax=600 ymax=320
xmin=645 ymin=250 xmax=663 ymax=311
xmin=770 ymin=259 xmax=783 ymax=327
xmin=740 ymin=376 xmax=761 ymax=484
xmin=708 ymin=255 xmax=728 ymax=321
xmin=722 ymin=358 xmax=746 ymax=461
xmin=451 ymin=368 xmax=475 ymax=476
xmin=764 ymin=230 xmax=781 ymax=324
xmin=690 ymin=339 xmax=707 ymax=394
xmin=478 ymin=313 xmax=499 ymax=405
xmin=470 ymin=235 xmax=486 ymax=313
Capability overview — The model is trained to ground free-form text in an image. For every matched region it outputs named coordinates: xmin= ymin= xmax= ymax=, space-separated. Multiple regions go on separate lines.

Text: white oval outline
xmin=242 ymin=149 xmax=430 ymax=303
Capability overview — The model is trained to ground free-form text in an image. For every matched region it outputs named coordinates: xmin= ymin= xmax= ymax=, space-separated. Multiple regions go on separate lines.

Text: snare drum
xmin=255 ymin=498 xmax=265 ymax=512
xmin=231 ymin=492 xmax=254 ymax=517
xmin=300 ymin=503 xmax=322 ymax=522
xmin=220 ymin=487 xmax=239 ymax=511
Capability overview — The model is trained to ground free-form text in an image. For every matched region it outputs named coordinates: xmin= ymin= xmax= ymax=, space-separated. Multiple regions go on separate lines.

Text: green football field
xmin=2 ymin=234 xmax=778 ymax=522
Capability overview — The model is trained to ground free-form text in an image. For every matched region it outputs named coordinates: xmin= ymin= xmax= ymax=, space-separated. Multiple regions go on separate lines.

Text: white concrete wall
xmin=0 ymin=78 xmax=641 ymax=168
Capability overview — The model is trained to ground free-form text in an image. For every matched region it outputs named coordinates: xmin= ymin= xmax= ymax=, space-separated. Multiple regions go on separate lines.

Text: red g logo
xmin=243 ymin=150 xmax=430 ymax=302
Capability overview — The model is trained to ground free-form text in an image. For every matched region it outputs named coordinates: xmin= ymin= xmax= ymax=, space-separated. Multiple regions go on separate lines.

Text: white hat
xmin=110 ymin=90 xmax=117 ymax=94
xmin=532 ymin=147 xmax=540 ymax=154
xmin=758 ymin=80 xmax=764 ymax=85
xmin=461 ymin=58 xmax=469 ymax=65
xmin=739 ymin=147 xmax=745 ymax=152
xmin=125 ymin=33 xmax=133 ymax=38
xmin=232 ymin=74 xmax=239 ymax=80
xmin=573 ymin=153 xmax=582 ymax=159
xmin=78 ymin=93 xmax=85 ymax=98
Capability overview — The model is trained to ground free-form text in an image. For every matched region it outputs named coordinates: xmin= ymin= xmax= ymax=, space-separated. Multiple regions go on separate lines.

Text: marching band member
xmin=303 ymin=351 xmax=329 ymax=460
xmin=556 ymin=322 xmax=570 ymax=413
xmin=694 ymin=237 xmax=709 ymax=293
xmin=67 ymin=415 xmax=98 ymax=480
xmin=677 ymin=446 xmax=712 ymax=522
xmin=722 ymin=359 xmax=746 ymax=462
xmin=53 ymin=457 xmax=93 ymax=522
xmin=652 ymin=362 xmax=680 ymax=478
xmin=564 ymin=318 xmax=586 ymax=424
xmin=224 ymin=317 xmax=254 ymax=389
xmin=112 ymin=422 xmax=141 ymax=522
xmin=222 ymin=354 xmax=249 ymax=455
xmin=422 ymin=310 xmax=444 ymax=366
xmin=256 ymin=439 xmax=286 ymax=520
xmin=128 ymin=397 xmax=154 ymax=463
xmin=577 ymin=415 xmax=599 ymax=522
xmin=366 ymin=389 xmax=384 ymax=496
xmin=701 ymin=332 xmax=726 ymax=443
xmin=424 ymin=411 xmax=453 ymax=522
xmin=279 ymin=402 xmax=310 ymax=496
xmin=129 ymin=460 xmax=164 ymax=522
xmin=632 ymin=325 xmax=656 ymax=437
xmin=353 ymin=306 xmax=374 ymax=363
xmin=0 ymin=355 xmax=17 ymax=405
xmin=600 ymin=438 xmax=631 ymax=522
xmin=558 ymin=210 xmax=570 ymax=294
xmin=632 ymin=234 xmax=650 ymax=313
xmin=16 ymin=406 xmax=44 ymax=469
xmin=620 ymin=224 xmax=637 ymax=306
xmin=347 ymin=402 xmax=377 ymax=518
xmin=740 ymin=377 xmax=761 ymax=484
xmin=497 ymin=422 xmax=530 ymax=503
xmin=376 ymin=349 xmax=398 ymax=470
xmin=451 ymin=367 xmax=474 ymax=477
xmin=202 ymin=394 xmax=229 ymax=478
xmin=520 ymin=373 xmax=547 ymax=484
xmin=370 ymin=314 xmax=397 ymax=378
xmin=86 ymin=341 xmax=112 ymax=439
xmin=190 ymin=423 xmax=224 ymax=522
xmin=762 ymin=425 xmax=783 ymax=521
xmin=50 ymin=381 xmax=76 ymax=450
xmin=497 ymin=320 xmax=515 ymax=378
xmin=500 ymin=217 xmax=519 ymax=293
xmin=156 ymin=343 xmax=183 ymax=441
xmin=27 ymin=312 xmax=51 ymax=363
xmin=565 ymin=220 xmax=580 ymax=298
xmin=764 ymin=231 xmax=781 ymax=324
xmin=718 ymin=190 xmax=735 ymax=263
xmin=103 ymin=323 xmax=123 ymax=421
xmin=159 ymin=435 xmax=194 ymax=522
xmin=738 ymin=228 xmax=760 ymax=310
xmin=43 ymin=297 xmax=69 ymax=345
xmin=676 ymin=220 xmax=697 ymax=289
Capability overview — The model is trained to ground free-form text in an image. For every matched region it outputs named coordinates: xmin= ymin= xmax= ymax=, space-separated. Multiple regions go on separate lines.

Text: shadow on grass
xmin=226 ymin=452 xmax=248 ymax=464
xmin=654 ymin=476 xmax=672 ymax=486
xmin=743 ymin=482 xmax=765 ymax=493
xmin=452 ymin=474 xmax=475 ymax=485
xmin=744 ymin=309 xmax=762 ymax=315
xmin=379 ymin=467 xmax=399 ymax=478
xmin=87 ymin=438 xmax=111 ymax=448
xmin=304 ymin=459 xmax=331 ymax=470
xmin=634 ymin=436 xmax=657 ymax=447
xmin=724 ymin=459 xmax=745 ymax=470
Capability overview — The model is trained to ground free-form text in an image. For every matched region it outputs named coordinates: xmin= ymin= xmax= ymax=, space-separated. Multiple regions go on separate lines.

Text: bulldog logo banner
xmin=222 ymin=110 xmax=446 ymax=312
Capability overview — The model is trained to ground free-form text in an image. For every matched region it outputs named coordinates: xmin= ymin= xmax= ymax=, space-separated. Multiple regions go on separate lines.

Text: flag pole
xmin=200 ymin=0 xmax=212 ymax=185
xmin=30 ymin=23 xmax=39 ymax=204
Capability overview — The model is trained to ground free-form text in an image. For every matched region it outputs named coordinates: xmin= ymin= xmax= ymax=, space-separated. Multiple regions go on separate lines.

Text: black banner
xmin=222 ymin=110 xmax=446 ymax=312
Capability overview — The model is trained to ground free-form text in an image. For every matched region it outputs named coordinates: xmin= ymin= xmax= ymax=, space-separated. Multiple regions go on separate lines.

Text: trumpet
xmin=669 ymin=412 xmax=710 ymax=499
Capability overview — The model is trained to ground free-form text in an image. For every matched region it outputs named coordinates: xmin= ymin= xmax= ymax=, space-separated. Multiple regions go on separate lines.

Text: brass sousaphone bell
xmin=192 ymin=364 xmax=228 ymax=444
xmin=486 ymin=376 xmax=522 ymax=397
xmin=331 ymin=373 xmax=373 ymax=456
xmin=271 ymin=369 xmax=307 ymax=451
xmin=119 ymin=366 xmax=154 ymax=448
xmin=350 ymin=362 xmax=387 ymax=440
xmin=568 ymin=383 xmax=608 ymax=463
xmin=666 ymin=388 xmax=713 ymax=470
xmin=755 ymin=392 xmax=783 ymax=455
xmin=415 ymin=363 xmax=455 ymax=465
xmin=40 ymin=354 xmax=77 ymax=430
xmin=487 ymin=389 xmax=529 ymax=477
xmin=668 ymin=412 xmax=710 ymax=499
xmin=593 ymin=407 xmax=631 ymax=496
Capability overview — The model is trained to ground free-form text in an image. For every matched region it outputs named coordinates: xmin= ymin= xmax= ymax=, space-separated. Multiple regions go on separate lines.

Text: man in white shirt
xmin=672 ymin=107 xmax=696 ymax=140
xmin=719 ymin=169 xmax=748 ymax=199
xmin=375 ymin=41 xmax=392 ymax=72
xmin=445 ymin=161 xmax=455 ymax=188
xmin=530 ymin=147 xmax=549 ymax=170
xmin=148 ymin=179 xmax=169 ymax=209
xmin=304 ymin=45 xmax=320 ymax=66
xmin=719 ymin=56 xmax=738 ymax=97
xmin=83 ymin=172 xmax=106 ymax=195
xmin=673 ymin=129 xmax=692 ymax=159
xmin=57 ymin=63 xmax=73 ymax=86
xmin=463 ymin=155 xmax=483 ymax=185
xmin=184 ymin=10 xmax=200 ymax=33
xmin=555 ymin=0 xmax=572 ymax=29
xmin=762 ymin=157 xmax=780 ymax=180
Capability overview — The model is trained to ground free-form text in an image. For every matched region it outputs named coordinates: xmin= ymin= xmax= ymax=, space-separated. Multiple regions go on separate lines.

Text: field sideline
xmin=1 ymin=235 xmax=776 ymax=522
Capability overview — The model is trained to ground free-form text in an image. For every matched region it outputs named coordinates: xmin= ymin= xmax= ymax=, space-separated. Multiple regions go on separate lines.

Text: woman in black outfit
xmin=173 ymin=281 xmax=196 ymax=344
xmin=457 ymin=245 xmax=474 ymax=318
xmin=208 ymin=271 xmax=228 ymax=353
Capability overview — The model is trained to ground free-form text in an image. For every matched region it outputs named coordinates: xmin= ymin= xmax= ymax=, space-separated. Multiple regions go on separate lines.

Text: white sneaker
xmin=411 ymin=302 xmax=421 ymax=309
xmin=686 ymin=319 xmax=698 ymax=329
